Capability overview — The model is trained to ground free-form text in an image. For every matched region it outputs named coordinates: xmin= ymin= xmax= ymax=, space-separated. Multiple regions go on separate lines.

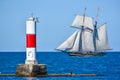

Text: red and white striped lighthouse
xmin=16 ymin=17 xmax=47 ymax=76
xmin=25 ymin=17 xmax=38 ymax=64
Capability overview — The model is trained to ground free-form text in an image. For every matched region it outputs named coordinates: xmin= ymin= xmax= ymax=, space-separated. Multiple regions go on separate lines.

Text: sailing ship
xmin=56 ymin=8 xmax=110 ymax=56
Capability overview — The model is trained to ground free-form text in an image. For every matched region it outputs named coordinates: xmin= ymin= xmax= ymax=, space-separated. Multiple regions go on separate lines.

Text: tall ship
xmin=56 ymin=8 xmax=110 ymax=56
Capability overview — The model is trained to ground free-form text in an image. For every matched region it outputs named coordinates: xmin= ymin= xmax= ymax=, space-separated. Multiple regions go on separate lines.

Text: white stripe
xmin=26 ymin=48 xmax=36 ymax=60
xmin=26 ymin=20 xmax=36 ymax=34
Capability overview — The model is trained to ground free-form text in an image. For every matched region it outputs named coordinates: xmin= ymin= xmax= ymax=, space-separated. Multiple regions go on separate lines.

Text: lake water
xmin=0 ymin=52 xmax=120 ymax=80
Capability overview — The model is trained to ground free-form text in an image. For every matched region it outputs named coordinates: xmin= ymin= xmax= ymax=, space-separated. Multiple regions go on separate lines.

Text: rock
xmin=16 ymin=64 xmax=47 ymax=77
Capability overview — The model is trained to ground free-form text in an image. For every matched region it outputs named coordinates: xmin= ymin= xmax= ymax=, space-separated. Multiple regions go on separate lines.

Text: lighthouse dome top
xmin=27 ymin=17 xmax=35 ymax=21
xmin=27 ymin=17 xmax=39 ymax=22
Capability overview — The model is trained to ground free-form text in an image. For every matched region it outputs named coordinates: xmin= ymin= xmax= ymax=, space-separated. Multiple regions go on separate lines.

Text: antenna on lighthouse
xmin=31 ymin=13 xmax=34 ymax=18
xmin=35 ymin=17 xmax=39 ymax=23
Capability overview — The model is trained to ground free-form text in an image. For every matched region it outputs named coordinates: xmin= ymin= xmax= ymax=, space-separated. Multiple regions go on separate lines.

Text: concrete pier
xmin=16 ymin=64 xmax=47 ymax=77
xmin=0 ymin=73 xmax=104 ymax=77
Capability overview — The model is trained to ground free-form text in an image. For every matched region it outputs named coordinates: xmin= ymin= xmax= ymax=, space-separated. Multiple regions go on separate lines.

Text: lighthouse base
xmin=25 ymin=60 xmax=38 ymax=64
xmin=16 ymin=64 xmax=47 ymax=77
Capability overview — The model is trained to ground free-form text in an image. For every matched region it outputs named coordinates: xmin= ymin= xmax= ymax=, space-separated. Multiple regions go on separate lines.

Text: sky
xmin=0 ymin=0 xmax=120 ymax=52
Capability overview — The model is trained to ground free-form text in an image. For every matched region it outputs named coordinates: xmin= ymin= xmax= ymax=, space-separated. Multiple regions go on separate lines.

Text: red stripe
xmin=26 ymin=34 xmax=36 ymax=48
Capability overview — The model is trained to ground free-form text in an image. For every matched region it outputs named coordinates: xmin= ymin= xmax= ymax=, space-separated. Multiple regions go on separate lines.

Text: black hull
xmin=69 ymin=52 xmax=105 ymax=56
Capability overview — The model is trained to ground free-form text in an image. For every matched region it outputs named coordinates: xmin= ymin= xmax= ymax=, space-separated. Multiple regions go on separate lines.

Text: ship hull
xmin=69 ymin=52 xmax=105 ymax=56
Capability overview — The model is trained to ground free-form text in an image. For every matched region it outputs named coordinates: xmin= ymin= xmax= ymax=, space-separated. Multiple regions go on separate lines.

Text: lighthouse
xmin=16 ymin=17 xmax=47 ymax=76
xmin=25 ymin=17 xmax=38 ymax=64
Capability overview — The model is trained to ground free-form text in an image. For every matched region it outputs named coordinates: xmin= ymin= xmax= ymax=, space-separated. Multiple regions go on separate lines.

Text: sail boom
xmin=70 ymin=26 xmax=82 ymax=29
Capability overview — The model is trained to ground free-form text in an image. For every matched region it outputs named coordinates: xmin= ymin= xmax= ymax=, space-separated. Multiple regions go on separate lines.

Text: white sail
xmin=82 ymin=30 xmax=94 ymax=52
xmin=69 ymin=30 xmax=81 ymax=52
xmin=96 ymin=23 xmax=110 ymax=51
xmin=69 ymin=29 xmax=94 ymax=52
xmin=71 ymin=15 xmax=93 ymax=30
xmin=56 ymin=30 xmax=79 ymax=51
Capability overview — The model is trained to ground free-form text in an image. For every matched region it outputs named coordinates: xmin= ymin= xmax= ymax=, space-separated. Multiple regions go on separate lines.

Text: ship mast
xmin=82 ymin=7 xmax=87 ymax=29
xmin=79 ymin=8 xmax=87 ymax=52
xmin=93 ymin=8 xmax=100 ymax=51
xmin=95 ymin=7 xmax=100 ymax=27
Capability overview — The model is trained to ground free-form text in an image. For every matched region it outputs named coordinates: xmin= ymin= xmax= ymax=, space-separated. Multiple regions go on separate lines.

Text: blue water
xmin=0 ymin=52 xmax=120 ymax=80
